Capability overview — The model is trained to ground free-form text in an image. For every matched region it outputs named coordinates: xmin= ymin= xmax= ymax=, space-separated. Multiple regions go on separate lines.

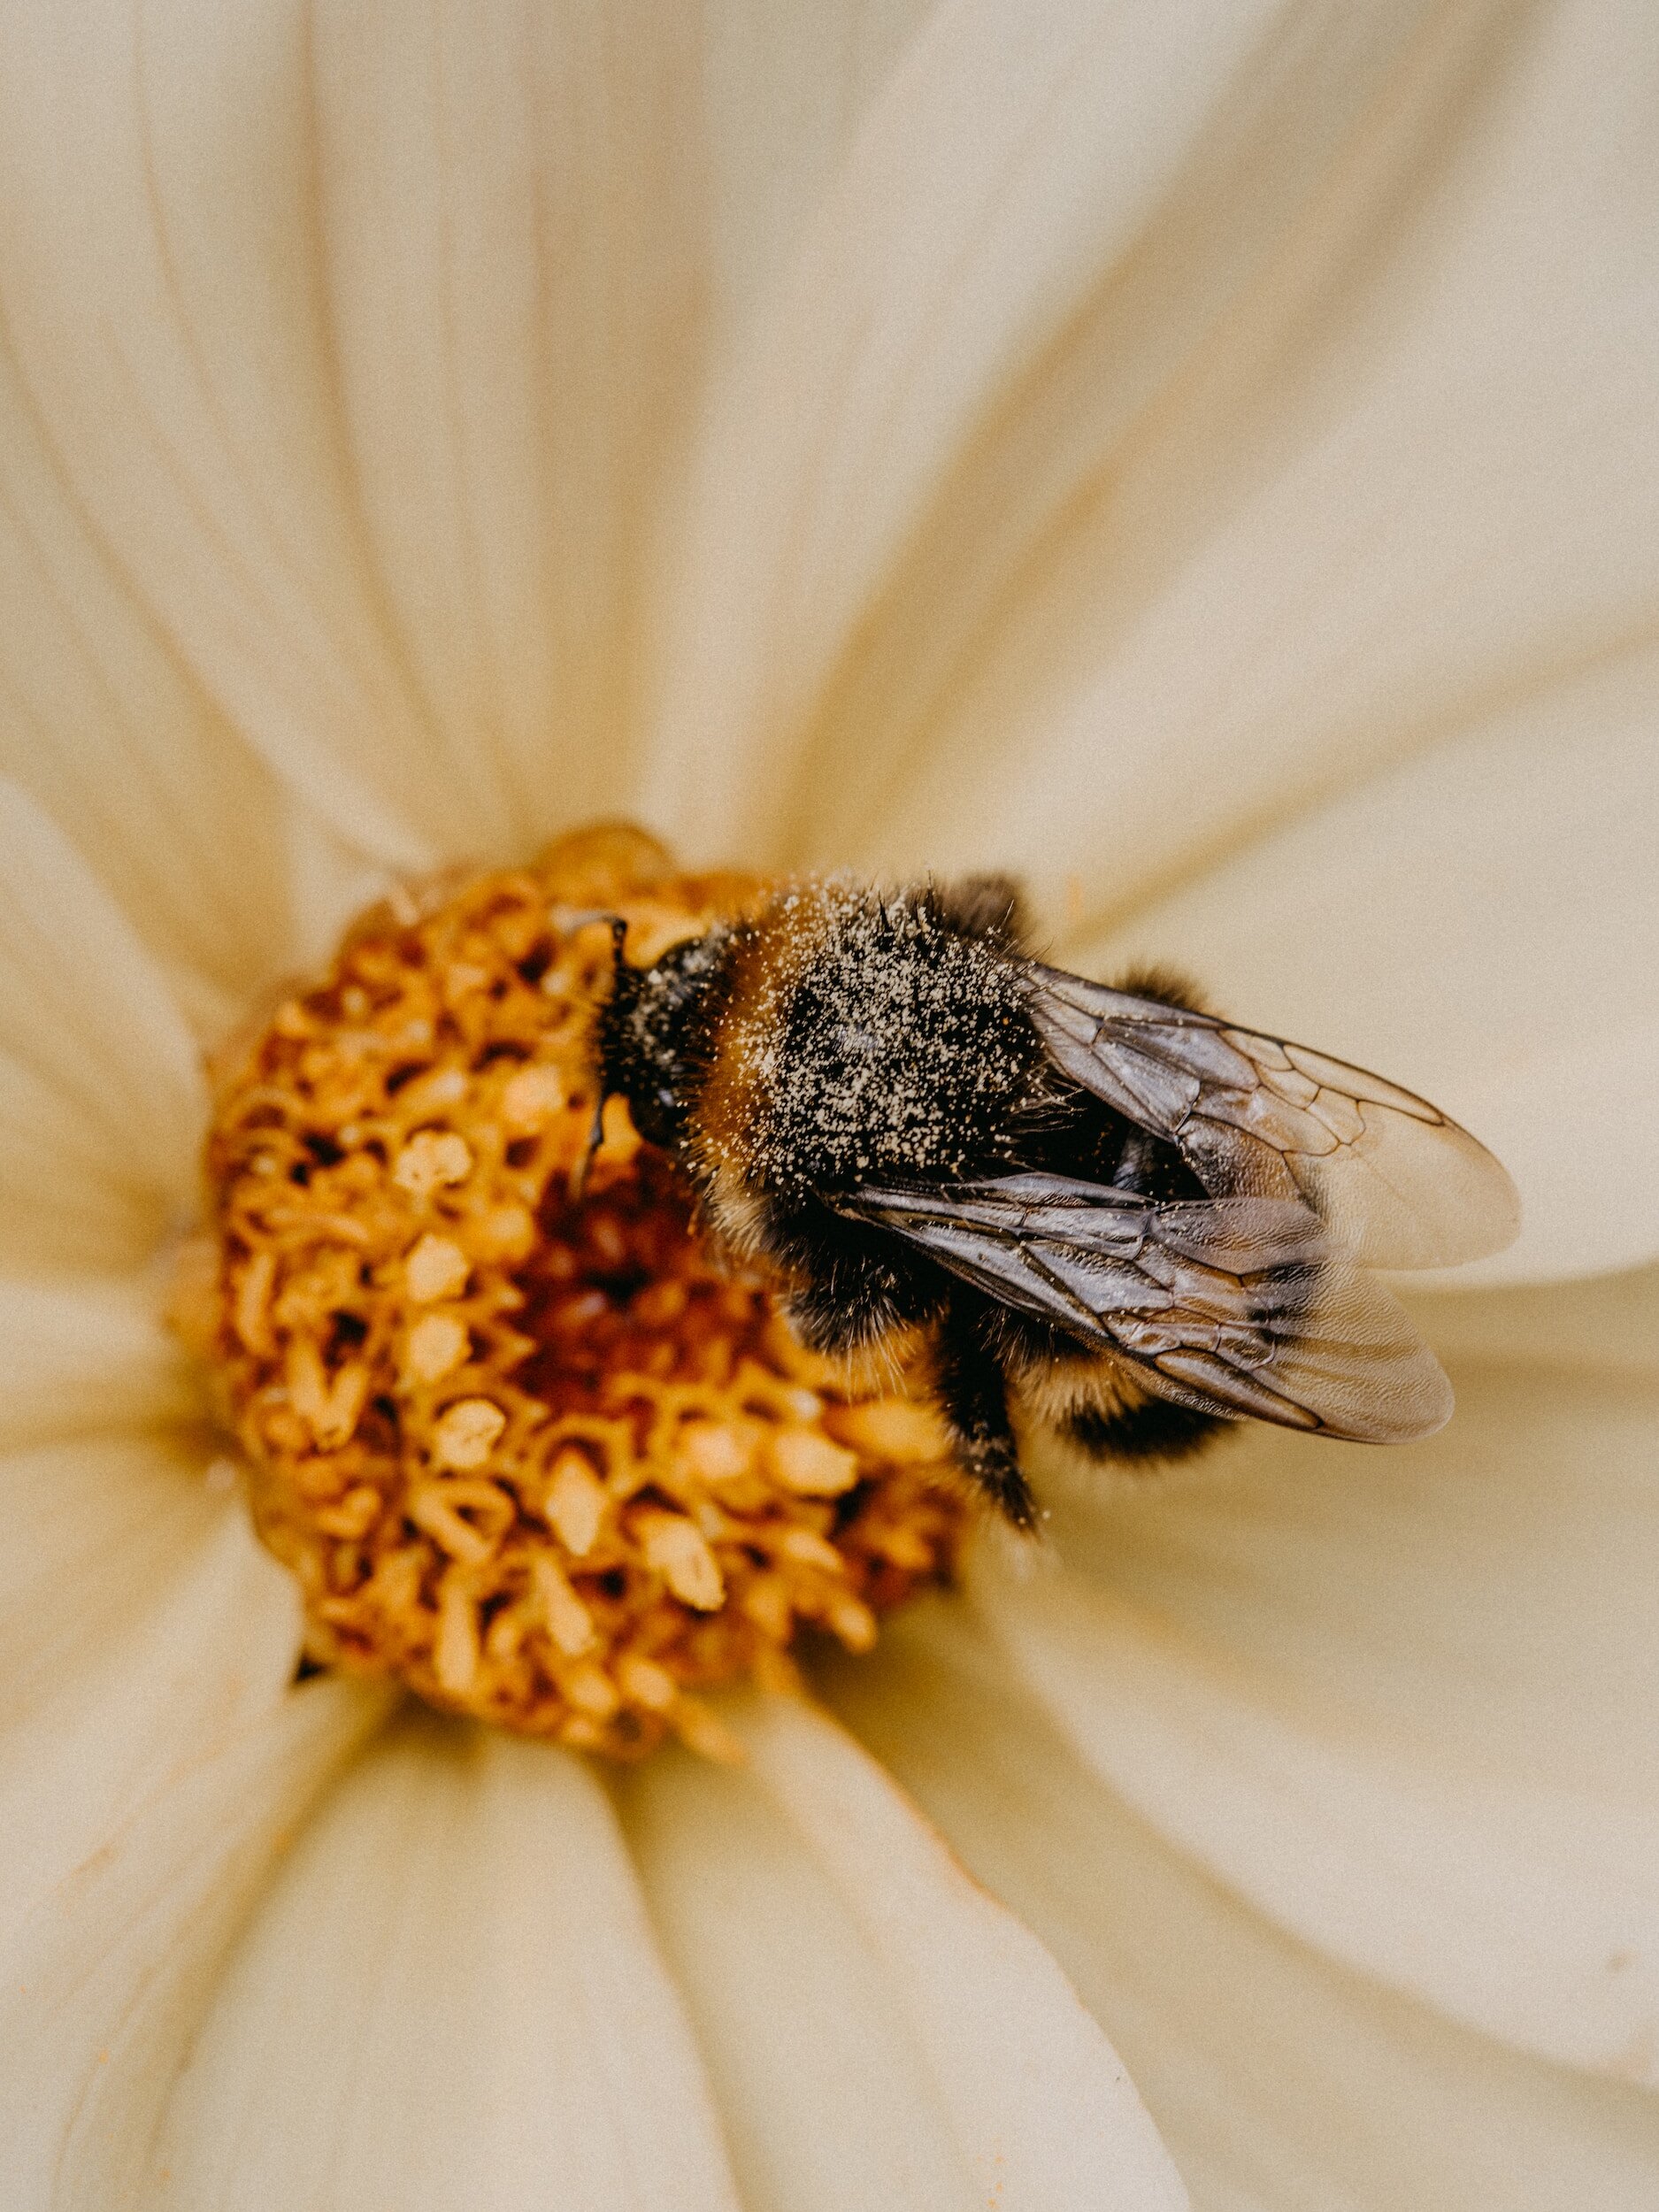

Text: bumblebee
xmin=593 ymin=874 xmax=1518 ymax=1527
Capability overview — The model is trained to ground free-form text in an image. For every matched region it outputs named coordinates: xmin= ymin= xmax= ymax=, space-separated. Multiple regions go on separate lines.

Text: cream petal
xmin=297 ymin=1 xmax=717 ymax=852
xmin=1066 ymin=651 xmax=1659 ymax=1286
xmin=0 ymin=1 xmax=933 ymax=870
xmin=301 ymin=0 xmax=941 ymax=859
xmin=0 ymin=0 xmax=444 ymax=869
xmin=984 ymin=1574 xmax=1659 ymax=2088
xmin=0 ymin=317 xmax=297 ymax=996
xmin=698 ymin=0 xmax=937 ymax=334
xmin=621 ymin=1694 xmax=1187 ymax=2211
xmin=1445 ymin=1025 xmax=1659 ymax=1286
xmin=862 ymin=0 xmax=1659 ymax=905
xmin=975 ymin=1340 xmax=1659 ymax=2081
xmin=825 ymin=1601 xmax=1659 ymax=2210
xmin=0 ymin=1432 xmax=303 ymax=1952
xmin=1402 ymin=1262 xmax=1659 ymax=1378
xmin=282 ymin=795 xmax=397 ymax=974
xmin=648 ymin=0 xmax=1416 ymax=860
xmin=0 ymin=1672 xmax=387 ymax=2211
xmin=0 ymin=780 xmax=205 ymax=1271
xmin=157 ymin=1717 xmax=739 ymax=2212
xmin=0 ymin=1273 xmax=190 ymax=1448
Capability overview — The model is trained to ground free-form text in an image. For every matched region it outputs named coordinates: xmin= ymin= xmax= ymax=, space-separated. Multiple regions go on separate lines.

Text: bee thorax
xmin=721 ymin=887 xmax=1042 ymax=1195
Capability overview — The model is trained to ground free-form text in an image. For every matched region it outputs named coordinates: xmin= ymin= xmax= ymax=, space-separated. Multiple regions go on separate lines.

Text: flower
xmin=2 ymin=3 xmax=1656 ymax=2207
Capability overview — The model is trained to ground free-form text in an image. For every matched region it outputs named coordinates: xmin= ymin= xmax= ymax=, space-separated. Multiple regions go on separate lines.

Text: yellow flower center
xmin=179 ymin=826 xmax=968 ymax=1759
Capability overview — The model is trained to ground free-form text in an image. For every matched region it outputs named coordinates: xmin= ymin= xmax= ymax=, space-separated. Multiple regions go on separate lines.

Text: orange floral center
xmin=180 ymin=826 xmax=968 ymax=1758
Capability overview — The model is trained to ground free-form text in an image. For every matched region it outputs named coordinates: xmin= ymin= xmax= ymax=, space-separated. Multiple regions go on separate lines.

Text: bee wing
xmin=835 ymin=1172 xmax=1453 ymax=1443
xmin=1022 ymin=964 xmax=1519 ymax=1271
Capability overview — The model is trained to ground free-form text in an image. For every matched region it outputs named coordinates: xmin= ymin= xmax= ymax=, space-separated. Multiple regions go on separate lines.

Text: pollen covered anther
xmin=193 ymin=826 xmax=968 ymax=1758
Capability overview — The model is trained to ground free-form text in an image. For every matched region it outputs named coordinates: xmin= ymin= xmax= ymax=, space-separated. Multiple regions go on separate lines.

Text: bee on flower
xmin=1 ymin=4 xmax=1655 ymax=2209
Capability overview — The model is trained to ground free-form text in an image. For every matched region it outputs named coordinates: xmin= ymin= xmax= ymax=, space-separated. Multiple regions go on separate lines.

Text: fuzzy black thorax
xmin=601 ymin=883 xmax=1051 ymax=1199
xmin=718 ymin=884 xmax=1047 ymax=1197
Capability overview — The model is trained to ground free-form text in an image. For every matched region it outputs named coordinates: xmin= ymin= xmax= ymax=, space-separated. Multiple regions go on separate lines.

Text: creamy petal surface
xmin=300 ymin=0 xmax=712 ymax=854
xmin=874 ymin=0 xmax=1659 ymax=911
xmin=0 ymin=316 xmax=294 ymax=1000
xmin=0 ymin=0 xmax=442 ymax=870
xmin=0 ymin=1676 xmax=388 ymax=2211
xmin=646 ymin=0 xmax=1430 ymax=857
xmin=0 ymin=0 xmax=947 ymax=873
xmin=0 ymin=1273 xmax=190 ymax=1449
xmin=155 ymin=1718 xmax=740 ymax=2212
xmin=0 ymin=781 xmax=205 ymax=1271
xmin=0 ymin=1435 xmax=303 ymax=1951
xmin=969 ymin=1287 xmax=1659 ymax=2080
xmin=826 ymin=1601 xmax=1659 ymax=2210
xmin=1403 ymin=1262 xmax=1659 ymax=1379
xmin=623 ymin=1694 xmax=1188 ymax=2209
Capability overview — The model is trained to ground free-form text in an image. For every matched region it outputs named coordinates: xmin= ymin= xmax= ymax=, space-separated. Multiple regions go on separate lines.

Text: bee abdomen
xmin=1063 ymin=1395 xmax=1228 ymax=1464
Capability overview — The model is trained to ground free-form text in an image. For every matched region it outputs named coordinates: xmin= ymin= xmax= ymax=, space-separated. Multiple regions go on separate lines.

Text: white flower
xmin=2 ymin=3 xmax=1656 ymax=2206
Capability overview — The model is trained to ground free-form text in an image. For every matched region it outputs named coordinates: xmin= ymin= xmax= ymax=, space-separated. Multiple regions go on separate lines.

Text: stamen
xmin=186 ymin=825 xmax=968 ymax=1758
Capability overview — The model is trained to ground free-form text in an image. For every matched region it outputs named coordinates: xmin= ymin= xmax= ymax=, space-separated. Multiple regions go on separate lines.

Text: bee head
xmin=596 ymin=922 xmax=738 ymax=1150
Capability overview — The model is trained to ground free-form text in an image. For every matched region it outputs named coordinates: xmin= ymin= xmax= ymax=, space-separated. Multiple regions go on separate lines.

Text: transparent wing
xmin=1022 ymin=964 xmax=1520 ymax=1270
xmin=835 ymin=1173 xmax=1453 ymax=1443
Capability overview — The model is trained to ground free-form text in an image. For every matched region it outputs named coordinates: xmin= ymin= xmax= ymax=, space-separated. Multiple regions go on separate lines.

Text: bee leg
xmin=933 ymin=1292 xmax=1038 ymax=1531
xmin=1064 ymin=1397 xmax=1227 ymax=1465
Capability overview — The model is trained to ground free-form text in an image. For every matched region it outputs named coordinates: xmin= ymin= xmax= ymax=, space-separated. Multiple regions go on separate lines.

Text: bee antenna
xmin=552 ymin=908 xmax=629 ymax=1202
xmin=552 ymin=905 xmax=628 ymax=962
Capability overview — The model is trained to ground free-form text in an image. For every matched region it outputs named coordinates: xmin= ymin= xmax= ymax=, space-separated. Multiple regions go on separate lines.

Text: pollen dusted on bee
xmin=184 ymin=826 xmax=969 ymax=1760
